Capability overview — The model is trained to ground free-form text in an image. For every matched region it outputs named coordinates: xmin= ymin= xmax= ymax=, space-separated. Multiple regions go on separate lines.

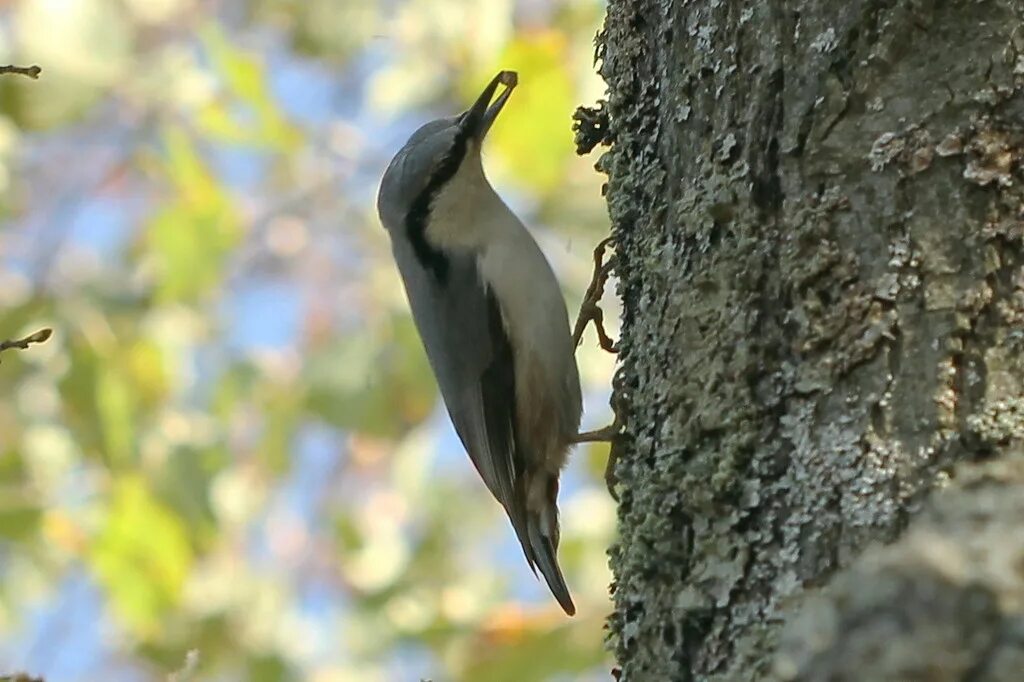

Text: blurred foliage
xmin=0 ymin=0 xmax=617 ymax=680
xmin=487 ymin=32 xmax=576 ymax=192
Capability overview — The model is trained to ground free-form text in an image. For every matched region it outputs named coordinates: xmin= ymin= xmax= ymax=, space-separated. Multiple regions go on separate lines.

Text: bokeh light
xmin=0 ymin=0 xmax=618 ymax=679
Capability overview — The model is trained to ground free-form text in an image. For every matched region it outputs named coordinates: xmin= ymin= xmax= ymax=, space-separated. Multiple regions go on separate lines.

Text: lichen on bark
xmin=583 ymin=0 xmax=1024 ymax=679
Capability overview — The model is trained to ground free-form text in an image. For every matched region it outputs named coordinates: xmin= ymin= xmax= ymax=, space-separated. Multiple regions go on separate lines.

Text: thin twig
xmin=0 ymin=328 xmax=52 ymax=362
xmin=0 ymin=65 xmax=42 ymax=79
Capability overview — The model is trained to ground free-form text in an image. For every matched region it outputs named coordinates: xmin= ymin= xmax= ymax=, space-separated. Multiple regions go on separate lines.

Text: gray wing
xmin=389 ymin=236 xmax=534 ymax=560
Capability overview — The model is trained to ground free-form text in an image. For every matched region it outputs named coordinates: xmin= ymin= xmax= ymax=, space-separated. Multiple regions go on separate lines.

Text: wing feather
xmin=390 ymin=237 xmax=531 ymax=549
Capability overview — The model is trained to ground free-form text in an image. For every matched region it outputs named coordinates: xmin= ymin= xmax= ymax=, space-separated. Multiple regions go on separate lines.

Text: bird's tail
xmin=508 ymin=471 xmax=575 ymax=616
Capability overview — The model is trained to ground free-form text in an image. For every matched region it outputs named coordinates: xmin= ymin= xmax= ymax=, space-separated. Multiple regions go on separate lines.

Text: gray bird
xmin=376 ymin=71 xmax=582 ymax=614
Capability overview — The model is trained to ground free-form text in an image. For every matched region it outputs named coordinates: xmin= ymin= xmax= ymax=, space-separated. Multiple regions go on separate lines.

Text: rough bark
xmin=774 ymin=456 xmax=1024 ymax=681
xmin=579 ymin=0 xmax=1024 ymax=679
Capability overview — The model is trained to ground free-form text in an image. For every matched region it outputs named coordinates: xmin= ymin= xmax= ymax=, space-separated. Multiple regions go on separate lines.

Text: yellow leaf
xmin=126 ymin=339 xmax=169 ymax=408
xmin=480 ymin=32 xmax=576 ymax=193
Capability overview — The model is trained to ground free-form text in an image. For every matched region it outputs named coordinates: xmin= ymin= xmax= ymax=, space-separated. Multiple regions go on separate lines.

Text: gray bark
xmin=576 ymin=0 xmax=1024 ymax=679
xmin=775 ymin=456 xmax=1024 ymax=681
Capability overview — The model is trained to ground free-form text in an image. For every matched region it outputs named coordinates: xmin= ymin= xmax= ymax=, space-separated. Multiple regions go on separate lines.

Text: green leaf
xmin=96 ymin=364 xmax=136 ymax=469
xmin=305 ymin=314 xmax=437 ymax=437
xmin=58 ymin=338 xmax=107 ymax=461
xmin=260 ymin=384 xmax=303 ymax=474
xmin=246 ymin=653 xmax=295 ymax=682
xmin=198 ymin=24 xmax=300 ymax=150
xmin=153 ymin=445 xmax=227 ymax=542
xmin=145 ymin=126 xmax=242 ymax=303
xmin=0 ymin=448 xmax=41 ymax=541
xmin=90 ymin=475 xmax=193 ymax=636
xmin=0 ymin=505 xmax=42 ymax=542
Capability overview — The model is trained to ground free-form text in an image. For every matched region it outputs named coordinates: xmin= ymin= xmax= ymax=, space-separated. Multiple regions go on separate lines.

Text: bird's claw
xmin=572 ymin=387 xmax=628 ymax=500
xmin=572 ymin=237 xmax=618 ymax=353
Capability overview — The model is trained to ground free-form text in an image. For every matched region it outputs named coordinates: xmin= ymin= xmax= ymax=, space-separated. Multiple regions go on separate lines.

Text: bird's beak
xmin=461 ymin=71 xmax=517 ymax=140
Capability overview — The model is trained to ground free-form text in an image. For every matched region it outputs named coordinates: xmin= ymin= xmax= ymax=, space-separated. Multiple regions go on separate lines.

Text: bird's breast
xmin=423 ymin=158 xmax=499 ymax=251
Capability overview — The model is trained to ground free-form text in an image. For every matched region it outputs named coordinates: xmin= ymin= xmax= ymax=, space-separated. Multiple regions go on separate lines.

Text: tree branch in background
xmin=0 ymin=64 xmax=42 ymax=79
xmin=0 ymin=329 xmax=53 ymax=362
xmin=0 ymin=59 xmax=45 ymax=682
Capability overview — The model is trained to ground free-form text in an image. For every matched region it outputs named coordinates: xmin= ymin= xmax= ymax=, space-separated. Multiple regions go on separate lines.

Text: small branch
xmin=0 ymin=65 xmax=42 ymax=79
xmin=0 ymin=328 xmax=53 ymax=362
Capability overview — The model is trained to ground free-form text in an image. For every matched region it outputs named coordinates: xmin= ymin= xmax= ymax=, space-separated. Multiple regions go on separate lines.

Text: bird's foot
xmin=572 ymin=236 xmax=618 ymax=354
xmin=573 ymin=422 xmax=620 ymax=444
xmin=572 ymin=388 xmax=628 ymax=500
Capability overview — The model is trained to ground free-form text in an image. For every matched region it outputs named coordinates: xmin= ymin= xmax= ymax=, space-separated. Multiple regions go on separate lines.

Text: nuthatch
xmin=377 ymin=71 xmax=608 ymax=614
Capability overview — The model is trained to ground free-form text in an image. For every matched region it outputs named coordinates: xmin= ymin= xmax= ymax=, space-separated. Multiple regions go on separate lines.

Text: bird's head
xmin=377 ymin=71 xmax=517 ymax=233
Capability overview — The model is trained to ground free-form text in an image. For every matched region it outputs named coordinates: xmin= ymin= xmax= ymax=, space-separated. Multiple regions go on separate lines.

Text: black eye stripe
xmin=404 ymin=124 xmax=472 ymax=284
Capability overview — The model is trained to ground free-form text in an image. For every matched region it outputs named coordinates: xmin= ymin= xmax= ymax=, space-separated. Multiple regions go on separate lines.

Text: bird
xmin=376 ymin=71 xmax=586 ymax=615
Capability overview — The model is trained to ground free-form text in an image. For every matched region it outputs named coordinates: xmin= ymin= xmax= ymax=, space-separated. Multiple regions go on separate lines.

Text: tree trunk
xmin=578 ymin=0 xmax=1024 ymax=678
